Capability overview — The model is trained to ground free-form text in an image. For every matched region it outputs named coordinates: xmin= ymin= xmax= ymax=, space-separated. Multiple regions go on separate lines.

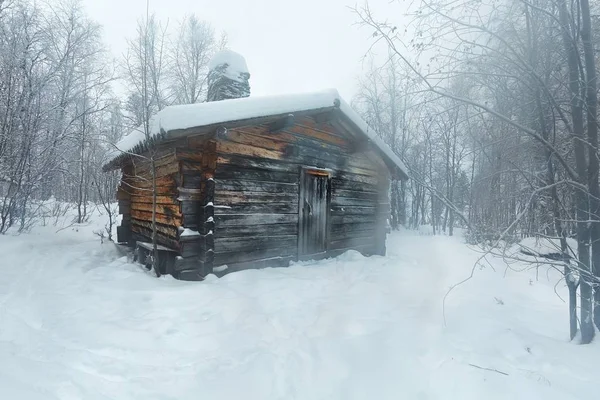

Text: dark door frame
xmin=298 ymin=166 xmax=332 ymax=260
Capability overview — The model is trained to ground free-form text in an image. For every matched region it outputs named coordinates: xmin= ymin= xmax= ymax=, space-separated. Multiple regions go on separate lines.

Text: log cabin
xmin=102 ymin=89 xmax=408 ymax=281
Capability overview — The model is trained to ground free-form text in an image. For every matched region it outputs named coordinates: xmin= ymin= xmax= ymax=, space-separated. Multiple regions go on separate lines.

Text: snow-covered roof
xmin=208 ymin=49 xmax=250 ymax=83
xmin=103 ymin=89 xmax=408 ymax=178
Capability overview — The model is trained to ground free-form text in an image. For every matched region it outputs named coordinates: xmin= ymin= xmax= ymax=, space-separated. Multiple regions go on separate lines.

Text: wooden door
xmin=299 ymin=168 xmax=330 ymax=258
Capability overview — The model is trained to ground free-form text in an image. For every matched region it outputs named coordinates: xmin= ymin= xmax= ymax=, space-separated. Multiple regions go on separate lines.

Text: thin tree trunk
xmin=558 ymin=0 xmax=595 ymax=344
xmin=580 ymin=0 xmax=600 ymax=332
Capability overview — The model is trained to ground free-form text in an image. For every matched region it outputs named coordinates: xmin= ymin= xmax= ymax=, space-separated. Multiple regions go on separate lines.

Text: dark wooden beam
xmin=312 ymin=110 xmax=336 ymax=124
xmin=268 ymin=114 xmax=295 ymax=132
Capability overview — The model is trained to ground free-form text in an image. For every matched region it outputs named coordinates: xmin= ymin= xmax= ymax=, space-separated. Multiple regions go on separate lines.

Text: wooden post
xmin=374 ymin=169 xmax=391 ymax=256
xmin=116 ymin=165 xmax=133 ymax=246
xmin=174 ymin=139 xmax=217 ymax=281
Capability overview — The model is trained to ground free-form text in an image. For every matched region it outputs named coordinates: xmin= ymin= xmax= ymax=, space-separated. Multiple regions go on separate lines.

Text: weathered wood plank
xmin=330 ymin=206 xmax=377 ymax=215
xmin=215 ymin=223 xmax=298 ymax=238
xmin=131 ymin=209 xmax=182 ymax=226
xmin=285 ymin=124 xmax=350 ymax=148
xmin=335 ymin=172 xmax=379 ymax=185
xmin=331 ymin=178 xmax=378 ymax=193
xmin=220 ymin=129 xmax=289 ymax=151
xmin=180 ymin=160 xmax=203 ymax=172
xmin=215 ymin=214 xmax=297 ymax=227
xmin=215 ymin=190 xmax=298 ymax=204
xmin=214 ymin=202 xmax=298 ymax=215
xmin=123 ymin=174 xmax=177 ymax=190
xmin=331 ymin=222 xmax=377 ymax=235
xmin=330 ymin=196 xmax=374 ymax=207
xmin=131 ymin=224 xmax=179 ymax=250
xmin=175 ymin=147 xmax=203 ymax=162
xmin=215 ymin=235 xmax=297 ymax=253
xmin=215 ymin=164 xmax=299 ymax=184
xmin=216 ymin=180 xmax=298 ymax=194
xmin=331 ymin=214 xmax=375 ymax=224
xmin=217 ymin=141 xmax=284 ymax=160
xmin=330 ymin=227 xmax=376 ymax=241
xmin=332 ymin=189 xmax=378 ymax=200
xmin=131 ymin=217 xmax=179 ymax=238
xmin=217 ymin=154 xmax=295 ymax=172
xmin=130 ymin=202 xmax=181 ymax=217
xmin=129 ymin=195 xmax=178 ymax=205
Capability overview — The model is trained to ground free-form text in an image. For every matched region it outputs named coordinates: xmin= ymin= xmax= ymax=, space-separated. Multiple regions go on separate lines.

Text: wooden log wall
xmin=213 ymin=115 xmax=390 ymax=273
xmin=116 ymin=146 xmax=182 ymax=251
xmin=172 ymin=137 xmax=215 ymax=280
xmin=116 ymin=137 xmax=210 ymax=280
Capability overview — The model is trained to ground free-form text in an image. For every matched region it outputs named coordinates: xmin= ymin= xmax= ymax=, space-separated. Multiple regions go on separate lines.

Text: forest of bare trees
xmin=354 ymin=0 xmax=600 ymax=343
xmin=0 ymin=0 xmax=223 ymax=238
xmin=2 ymin=0 xmax=600 ymax=342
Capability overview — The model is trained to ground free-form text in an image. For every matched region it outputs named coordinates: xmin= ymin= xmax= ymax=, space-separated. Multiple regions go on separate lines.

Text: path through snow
xmin=0 ymin=217 xmax=598 ymax=399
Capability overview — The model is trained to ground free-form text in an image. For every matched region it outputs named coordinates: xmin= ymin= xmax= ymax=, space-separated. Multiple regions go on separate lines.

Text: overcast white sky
xmin=81 ymin=0 xmax=405 ymax=100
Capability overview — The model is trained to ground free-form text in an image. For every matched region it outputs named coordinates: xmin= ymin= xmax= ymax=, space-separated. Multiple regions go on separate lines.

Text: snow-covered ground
xmin=0 ymin=207 xmax=598 ymax=400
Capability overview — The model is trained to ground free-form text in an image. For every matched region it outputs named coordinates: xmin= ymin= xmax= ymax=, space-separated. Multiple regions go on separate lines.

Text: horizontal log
xmin=129 ymin=195 xmax=178 ymax=205
xmin=123 ymin=174 xmax=177 ymax=190
xmin=131 ymin=225 xmax=179 ymax=250
xmin=187 ymin=134 xmax=208 ymax=148
xmin=130 ymin=202 xmax=181 ymax=217
xmin=214 ymin=202 xmax=298 ymax=215
xmin=331 ymin=214 xmax=375 ymax=224
xmin=216 ymin=180 xmax=298 ymax=194
xmin=214 ymin=255 xmax=294 ymax=276
xmin=181 ymin=160 xmax=203 ymax=172
xmin=215 ymin=235 xmax=297 ymax=253
xmin=215 ymin=222 xmax=298 ymax=238
xmin=214 ymin=245 xmax=297 ymax=266
xmin=332 ymin=189 xmax=378 ymax=200
xmin=217 ymin=141 xmax=284 ymax=160
xmin=133 ymin=160 xmax=179 ymax=180
xmin=330 ymin=206 xmax=376 ymax=215
xmin=330 ymin=227 xmax=376 ymax=241
xmin=131 ymin=152 xmax=176 ymax=171
xmin=285 ymin=124 xmax=350 ymax=149
xmin=131 ymin=217 xmax=179 ymax=238
xmin=330 ymin=196 xmax=374 ymax=207
xmin=331 ymin=178 xmax=378 ymax=193
xmin=215 ymin=164 xmax=299 ymax=184
xmin=335 ymin=172 xmax=379 ymax=185
xmin=331 ymin=222 xmax=377 ymax=235
xmin=216 ymin=155 xmax=296 ymax=172
xmin=176 ymin=147 xmax=203 ymax=162
xmin=131 ymin=209 xmax=182 ymax=226
xmin=215 ymin=190 xmax=298 ymax=205
xmin=215 ymin=213 xmax=297 ymax=227
xmin=297 ymin=115 xmax=342 ymax=135
xmin=220 ymin=129 xmax=289 ymax=152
